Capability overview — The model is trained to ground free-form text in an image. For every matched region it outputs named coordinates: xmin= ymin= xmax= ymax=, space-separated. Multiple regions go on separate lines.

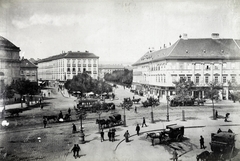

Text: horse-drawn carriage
xmin=132 ymin=98 xmax=141 ymax=104
xmin=142 ymin=97 xmax=159 ymax=107
xmin=96 ymin=114 xmax=123 ymax=128
xmin=196 ymin=130 xmax=236 ymax=161
xmin=5 ymin=108 xmax=24 ymax=116
xmin=170 ymin=95 xmax=195 ymax=107
xmin=146 ymin=124 xmax=184 ymax=145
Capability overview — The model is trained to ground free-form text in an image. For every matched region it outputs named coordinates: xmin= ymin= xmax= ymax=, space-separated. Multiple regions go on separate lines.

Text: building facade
xmin=132 ymin=34 xmax=240 ymax=101
xmin=37 ymin=51 xmax=99 ymax=81
xmin=0 ymin=36 xmax=21 ymax=85
xmin=20 ymin=59 xmax=38 ymax=82
xmin=98 ymin=64 xmax=125 ymax=79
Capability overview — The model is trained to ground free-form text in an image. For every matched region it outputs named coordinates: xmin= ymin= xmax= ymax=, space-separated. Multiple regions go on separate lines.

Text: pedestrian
xmin=217 ymin=128 xmax=222 ymax=133
xmin=68 ymin=108 xmax=71 ymax=115
xmin=112 ymin=128 xmax=115 ymax=142
xmin=76 ymin=144 xmax=81 ymax=157
xmin=43 ymin=118 xmax=47 ymax=128
xmin=172 ymin=149 xmax=178 ymax=161
xmin=48 ymin=91 xmax=50 ymax=97
xmin=59 ymin=111 xmax=63 ymax=119
xmin=100 ymin=129 xmax=104 ymax=142
xmin=40 ymin=104 xmax=43 ymax=110
xmin=135 ymin=106 xmax=137 ymax=113
xmin=108 ymin=129 xmax=111 ymax=141
xmin=71 ymin=144 xmax=77 ymax=158
xmin=215 ymin=110 xmax=218 ymax=118
xmin=136 ymin=124 xmax=140 ymax=136
xmin=133 ymin=96 xmax=135 ymax=100
xmin=142 ymin=117 xmax=147 ymax=127
xmin=124 ymin=130 xmax=130 ymax=142
xmin=200 ymin=135 xmax=205 ymax=149
xmin=72 ymin=123 xmax=77 ymax=133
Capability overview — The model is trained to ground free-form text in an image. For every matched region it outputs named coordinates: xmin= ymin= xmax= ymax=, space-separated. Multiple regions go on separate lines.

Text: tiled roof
xmin=20 ymin=59 xmax=38 ymax=68
xmin=133 ymin=38 xmax=240 ymax=66
xmin=0 ymin=36 xmax=20 ymax=51
xmin=37 ymin=51 xmax=99 ymax=63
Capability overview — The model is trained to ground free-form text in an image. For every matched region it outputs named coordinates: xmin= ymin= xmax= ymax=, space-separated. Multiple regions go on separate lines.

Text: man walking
xmin=100 ymin=129 xmax=105 ymax=142
xmin=43 ymin=118 xmax=47 ymax=128
xmin=72 ymin=123 xmax=77 ymax=133
xmin=200 ymin=135 xmax=205 ymax=149
xmin=124 ymin=130 xmax=130 ymax=142
xmin=136 ymin=124 xmax=140 ymax=136
xmin=76 ymin=144 xmax=81 ymax=158
xmin=142 ymin=117 xmax=147 ymax=127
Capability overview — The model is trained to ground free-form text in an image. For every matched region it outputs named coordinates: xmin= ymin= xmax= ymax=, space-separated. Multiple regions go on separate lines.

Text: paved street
xmin=0 ymin=85 xmax=240 ymax=161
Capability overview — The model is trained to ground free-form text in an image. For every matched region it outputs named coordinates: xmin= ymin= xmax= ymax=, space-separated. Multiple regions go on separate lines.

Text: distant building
xmin=0 ymin=36 xmax=21 ymax=85
xmin=132 ymin=33 xmax=240 ymax=101
xmin=20 ymin=59 xmax=38 ymax=82
xmin=36 ymin=51 xmax=99 ymax=81
xmin=98 ymin=64 xmax=125 ymax=79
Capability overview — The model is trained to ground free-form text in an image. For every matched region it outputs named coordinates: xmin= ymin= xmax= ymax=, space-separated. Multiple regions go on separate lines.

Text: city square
xmin=1 ymin=0 xmax=240 ymax=161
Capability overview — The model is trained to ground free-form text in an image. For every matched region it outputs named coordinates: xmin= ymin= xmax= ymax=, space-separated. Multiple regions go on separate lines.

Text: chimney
xmin=182 ymin=33 xmax=188 ymax=40
xmin=211 ymin=33 xmax=219 ymax=39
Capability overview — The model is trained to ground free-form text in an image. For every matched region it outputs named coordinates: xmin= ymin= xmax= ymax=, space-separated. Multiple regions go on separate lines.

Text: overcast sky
xmin=0 ymin=0 xmax=240 ymax=64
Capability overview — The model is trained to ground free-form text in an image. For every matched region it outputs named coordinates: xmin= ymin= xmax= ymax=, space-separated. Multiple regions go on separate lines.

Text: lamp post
xmin=123 ymin=104 xmax=126 ymax=127
xmin=151 ymin=104 xmax=154 ymax=123
xmin=166 ymin=88 xmax=170 ymax=121
xmin=78 ymin=108 xmax=85 ymax=144
xmin=97 ymin=109 xmax=102 ymax=133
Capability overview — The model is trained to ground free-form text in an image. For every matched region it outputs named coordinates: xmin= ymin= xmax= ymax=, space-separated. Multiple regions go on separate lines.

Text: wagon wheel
xmin=176 ymin=134 xmax=183 ymax=142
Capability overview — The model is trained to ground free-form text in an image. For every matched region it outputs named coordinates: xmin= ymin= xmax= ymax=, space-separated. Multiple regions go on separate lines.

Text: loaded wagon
xmin=146 ymin=124 xmax=184 ymax=145
xmin=196 ymin=129 xmax=236 ymax=161
xmin=96 ymin=114 xmax=123 ymax=129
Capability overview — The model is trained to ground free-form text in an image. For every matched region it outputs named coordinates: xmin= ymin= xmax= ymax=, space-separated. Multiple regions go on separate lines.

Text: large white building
xmin=98 ymin=64 xmax=125 ymax=79
xmin=37 ymin=51 xmax=99 ymax=81
xmin=132 ymin=34 xmax=240 ymax=101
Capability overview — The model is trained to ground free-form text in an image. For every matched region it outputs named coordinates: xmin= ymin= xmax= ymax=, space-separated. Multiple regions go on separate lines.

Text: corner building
xmin=132 ymin=34 xmax=240 ymax=101
xmin=0 ymin=36 xmax=21 ymax=85
xmin=37 ymin=51 xmax=99 ymax=82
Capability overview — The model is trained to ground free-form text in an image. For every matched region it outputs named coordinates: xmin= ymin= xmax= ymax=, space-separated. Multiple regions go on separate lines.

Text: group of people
xmin=100 ymin=128 xmax=116 ymax=142
xmin=71 ymin=144 xmax=81 ymax=158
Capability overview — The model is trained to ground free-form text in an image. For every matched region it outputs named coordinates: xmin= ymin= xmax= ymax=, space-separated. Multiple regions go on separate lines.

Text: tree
xmin=64 ymin=73 xmax=112 ymax=95
xmin=104 ymin=69 xmax=133 ymax=86
xmin=11 ymin=79 xmax=39 ymax=98
xmin=204 ymin=81 xmax=222 ymax=119
xmin=173 ymin=77 xmax=194 ymax=103
xmin=228 ymin=81 xmax=240 ymax=102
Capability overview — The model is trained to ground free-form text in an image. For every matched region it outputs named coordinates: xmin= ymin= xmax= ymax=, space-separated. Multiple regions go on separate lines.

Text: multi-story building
xmin=0 ymin=36 xmax=21 ymax=85
xmin=37 ymin=51 xmax=99 ymax=81
xmin=132 ymin=33 xmax=240 ymax=101
xmin=20 ymin=59 xmax=38 ymax=82
xmin=98 ymin=64 xmax=125 ymax=79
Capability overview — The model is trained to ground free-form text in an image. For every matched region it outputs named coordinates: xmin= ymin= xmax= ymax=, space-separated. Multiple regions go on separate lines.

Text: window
xmin=223 ymin=76 xmax=227 ymax=83
xmin=20 ymin=70 xmax=24 ymax=75
xmin=187 ymin=76 xmax=191 ymax=82
xmin=78 ymin=68 xmax=81 ymax=73
xmin=215 ymin=76 xmax=218 ymax=83
xmin=163 ymin=74 xmax=166 ymax=83
xmin=205 ymin=65 xmax=210 ymax=70
xmin=205 ymin=76 xmax=209 ymax=84
xmin=214 ymin=64 xmax=219 ymax=70
xmin=196 ymin=76 xmax=199 ymax=84
xmin=179 ymin=63 xmax=184 ymax=69
xmin=196 ymin=64 xmax=200 ymax=69
xmin=232 ymin=76 xmax=236 ymax=83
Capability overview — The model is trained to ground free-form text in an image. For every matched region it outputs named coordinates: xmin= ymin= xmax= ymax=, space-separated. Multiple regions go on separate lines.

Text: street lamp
xmin=123 ymin=103 xmax=127 ymax=127
xmin=166 ymin=89 xmax=170 ymax=121
xmin=77 ymin=108 xmax=85 ymax=144
xmin=97 ymin=108 xmax=102 ymax=133
xmin=150 ymin=98 xmax=154 ymax=123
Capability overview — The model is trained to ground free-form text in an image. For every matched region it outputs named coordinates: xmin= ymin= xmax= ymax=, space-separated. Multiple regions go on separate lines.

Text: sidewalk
xmin=63 ymin=112 xmax=240 ymax=161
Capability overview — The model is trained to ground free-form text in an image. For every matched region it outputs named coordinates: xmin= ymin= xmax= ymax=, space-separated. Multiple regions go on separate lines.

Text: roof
xmin=37 ymin=51 xmax=99 ymax=63
xmin=133 ymin=38 xmax=240 ymax=66
xmin=99 ymin=64 xmax=125 ymax=69
xmin=20 ymin=59 xmax=38 ymax=68
xmin=0 ymin=36 xmax=20 ymax=51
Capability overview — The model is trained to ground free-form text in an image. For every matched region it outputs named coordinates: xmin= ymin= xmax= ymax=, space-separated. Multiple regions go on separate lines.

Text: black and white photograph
xmin=0 ymin=0 xmax=240 ymax=160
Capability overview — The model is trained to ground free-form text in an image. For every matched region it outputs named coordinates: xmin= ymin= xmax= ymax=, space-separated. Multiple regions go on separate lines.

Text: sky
xmin=0 ymin=0 xmax=240 ymax=65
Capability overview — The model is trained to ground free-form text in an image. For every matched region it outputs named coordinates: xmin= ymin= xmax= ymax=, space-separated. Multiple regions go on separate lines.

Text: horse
xmin=132 ymin=98 xmax=141 ymax=104
xmin=43 ymin=115 xmax=58 ymax=122
xmin=196 ymin=151 xmax=210 ymax=161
